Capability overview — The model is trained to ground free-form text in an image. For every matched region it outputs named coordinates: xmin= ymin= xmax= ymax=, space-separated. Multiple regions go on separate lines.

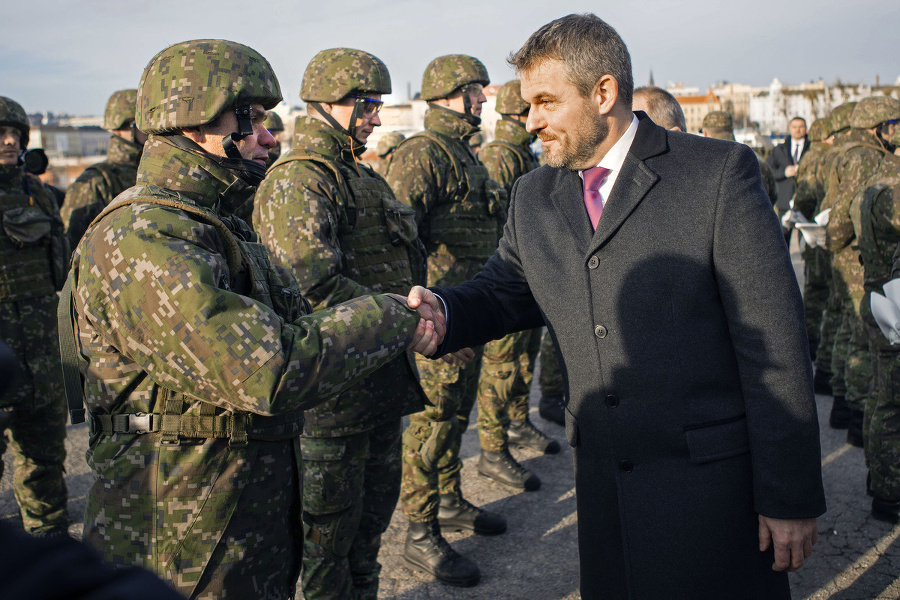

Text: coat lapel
xmin=549 ymin=169 xmax=594 ymax=254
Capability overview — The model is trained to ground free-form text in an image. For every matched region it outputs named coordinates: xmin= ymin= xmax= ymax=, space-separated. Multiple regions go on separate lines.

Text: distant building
xmin=673 ymin=90 xmax=721 ymax=134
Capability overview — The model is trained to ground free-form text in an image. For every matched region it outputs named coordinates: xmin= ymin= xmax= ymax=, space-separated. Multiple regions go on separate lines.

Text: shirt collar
xmin=583 ymin=114 xmax=639 ymax=176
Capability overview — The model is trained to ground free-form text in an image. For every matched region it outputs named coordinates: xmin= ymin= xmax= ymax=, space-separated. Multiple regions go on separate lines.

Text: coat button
xmin=619 ymin=460 xmax=633 ymax=473
xmin=594 ymin=325 xmax=608 ymax=338
xmin=588 ymin=256 xmax=600 ymax=269
xmin=605 ymin=394 xmax=619 ymax=407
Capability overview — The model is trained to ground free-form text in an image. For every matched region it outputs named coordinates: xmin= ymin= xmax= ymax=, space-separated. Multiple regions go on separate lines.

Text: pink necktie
xmin=583 ymin=166 xmax=610 ymax=230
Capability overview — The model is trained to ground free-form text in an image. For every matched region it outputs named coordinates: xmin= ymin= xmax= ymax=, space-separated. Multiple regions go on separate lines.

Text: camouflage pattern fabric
xmin=0 ymin=163 xmax=69 ymax=535
xmin=300 ymin=48 xmax=391 ymax=102
xmin=757 ymin=154 xmax=778 ymax=207
xmin=385 ymin=105 xmax=502 ymax=521
xmin=73 ymin=135 xmax=421 ymax=599
xmin=420 ymin=55 xmax=489 ymax=101
xmin=299 ymin=421 xmax=401 ymax=600
xmin=538 ymin=329 xmax=564 ymax=398
xmin=61 ymin=134 xmax=142 ymax=247
xmin=103 ymin=89 xmax=137 ymax=131
xmin=476 ymin=117 xmax=543 ymax=450
xmin=254 ymin=115 xmax=426 ymax=599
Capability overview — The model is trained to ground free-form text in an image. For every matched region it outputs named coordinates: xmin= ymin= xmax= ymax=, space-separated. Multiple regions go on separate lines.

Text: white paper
xmin=795 ymin=223 xmax=826 ymax=248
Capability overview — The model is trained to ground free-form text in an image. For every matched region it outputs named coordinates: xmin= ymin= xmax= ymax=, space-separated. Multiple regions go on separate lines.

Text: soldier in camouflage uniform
xmin=61 ymin=89 xmax=147 ymax=248
xmin=384 ymin=54 xmax=508 ymax=587
xmin=264 ymin=110 xmax=286 ymax=167
xmin=792 ymin=117 xmax=834 ymax=378
xmin=0 ymin=96 xmax=70 ymax=537
xmin=702 ymin=111 xmax=778 ymax=206
xmin=537 ymin=329 xmax=565 ymax=424
xmin=375 ymin=131 xmax=405 ymax=175
xmin=65 ymin=39 xmax=441 ymax=600
xmin=822 ymin=97 xmax=899 ymax=446
xmin=856 ymin=124 xmax=900 ymax=524
xmin=476 ymin=80 xmax=559 ymax=493
xmin=254 ymin=48 xmax=428 ymax=600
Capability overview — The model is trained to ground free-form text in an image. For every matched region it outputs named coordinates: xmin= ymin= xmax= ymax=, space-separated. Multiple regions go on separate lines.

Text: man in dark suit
xmin=407 ymin=13 xmax=825 ymax=600
xmin=768 ymin=116 xmax=809 ymax=217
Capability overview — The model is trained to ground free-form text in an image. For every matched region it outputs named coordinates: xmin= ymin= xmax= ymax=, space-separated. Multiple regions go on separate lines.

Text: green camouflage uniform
xmin=61 ymin=135 xmax=142 ymax=248
xmin=70 ymin=40 xmax=423 ymax=600
xmin=0 ymin=160 xmax=69 ymax=536
xmin=385 ymin=105 xmax=505 ymax=521
xmin=476 ymin=115 xmax=542 ymax=451
xmin=822 ymin=129 xmax=889 ymax=414
xmin=538 ymin=330 xmax=564 ymax=398
xmin=254 ymin=112 xmax=427 ymax=600
xmin=857 ymin=150 xmax=900 ymax=500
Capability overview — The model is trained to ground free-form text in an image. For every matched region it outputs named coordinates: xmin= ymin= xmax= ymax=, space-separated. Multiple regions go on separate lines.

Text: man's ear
xmin=593 ymin=75 xmax=619 ymax=116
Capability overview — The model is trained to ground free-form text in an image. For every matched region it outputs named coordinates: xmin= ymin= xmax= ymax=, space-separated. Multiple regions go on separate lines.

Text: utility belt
xmin=89 ymin=391 xmax=305 ymax=446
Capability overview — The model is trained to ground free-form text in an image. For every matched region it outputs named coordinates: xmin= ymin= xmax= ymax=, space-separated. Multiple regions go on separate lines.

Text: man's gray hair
xmin=634 ymin=86 xmax=687 ymax=131
xmin=508 ymin=13 xmax=633 ymax=106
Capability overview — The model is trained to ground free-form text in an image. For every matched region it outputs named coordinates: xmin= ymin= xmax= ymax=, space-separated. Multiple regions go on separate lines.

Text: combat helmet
xmin=0 ymin=96 xmax=30 ymax=148
xmin=376 ymin=132 xmax=405 ymax=158
xmin=495 ymin=80 xmax=529 ymax=116
xmin=827 ymin=102 xmax=857 ymax=137
xmin=701 ymin=111 xmax=735 ymax=141
xmin=421 ymin=54 xmax=489 ymax=125
xmin=301 ymin=48 xmax=391 ymax=144
xmin=264 ymin=111 xmax=284 ymax=133
xmin=137 ymin=39 xmax=282 ymax=182
xmin=807 ymin=118 xmax=829 ymax=142
xmin=103 ymin=89 xmax=137 ymax=130
xmin=849 ymin=96 xmax=900 ymax=129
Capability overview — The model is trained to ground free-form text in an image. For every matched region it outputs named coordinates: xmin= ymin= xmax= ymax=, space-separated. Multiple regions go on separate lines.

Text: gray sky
xmin=4 ymin=0 xmax=898 ymax=115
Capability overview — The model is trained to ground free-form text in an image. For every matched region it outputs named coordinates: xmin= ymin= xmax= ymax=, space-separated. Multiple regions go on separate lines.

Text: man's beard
xmin=541 ymin=107 xmax=609 ymax=169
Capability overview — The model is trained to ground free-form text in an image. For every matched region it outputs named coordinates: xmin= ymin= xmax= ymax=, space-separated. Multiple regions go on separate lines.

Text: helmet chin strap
xmin=308 ymin=100 xmax=365 ymax=145
xmin=221 ymin=105 xmax=254 ymax=161
xmin=460 ymin=84 xmax=482 ymax=127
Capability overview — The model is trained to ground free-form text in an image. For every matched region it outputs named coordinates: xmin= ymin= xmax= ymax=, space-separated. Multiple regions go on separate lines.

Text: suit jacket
xmin=767 ymin=135 xmax=809 ymax=211
xmin=434 ymin=113 xmax=826 ymax=600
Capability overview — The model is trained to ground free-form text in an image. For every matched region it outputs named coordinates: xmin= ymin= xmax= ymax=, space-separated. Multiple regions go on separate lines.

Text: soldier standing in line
xmin=475 ymin=79 xmax=559 ymax=494
xmin=0 ymin=96 xmax=70 ymax=538
xmin=701 ymin=111 xmax=778 ymax=206
xmin=537 ymin=330 xmax=566 ymax=425
xmin=855 ymin=124 xmax=900 ymax=524
xmin=61 ymin=89 xmax=147 ymax=248
xmin=822 ymin=97 xmax=899 ymax=447
xmin=792 ymin=117 xmax=835 ymax=381
xmin=384 ymin=54 xmax=508 ymax=587
xmin=254 ymin=48 xmax=429 ymax=600
xmin=264 ymin=110 xmax=285 ymax=167
xmin=375 ymin=131 xmax=405 ymax=175
xmin=65 ymin=39 xmax=442 ymax=600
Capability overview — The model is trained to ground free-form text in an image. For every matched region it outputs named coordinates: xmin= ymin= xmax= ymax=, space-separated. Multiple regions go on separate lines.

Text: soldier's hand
xmin=441 ymin=348 xmax=476 ymax=365
xmin=407 ymin=286 xmax=446 ymax=342
xmin=409 ymin=318 xmax=439 ymax=356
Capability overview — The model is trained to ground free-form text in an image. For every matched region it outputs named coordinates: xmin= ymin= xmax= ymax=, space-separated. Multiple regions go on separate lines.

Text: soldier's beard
xmin=541 ymin=108 xmax=609 ymax=170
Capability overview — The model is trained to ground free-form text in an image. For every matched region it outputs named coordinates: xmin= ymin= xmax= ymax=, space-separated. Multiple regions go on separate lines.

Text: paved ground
xmin=2 ymin=237 xmax=899 ymax=599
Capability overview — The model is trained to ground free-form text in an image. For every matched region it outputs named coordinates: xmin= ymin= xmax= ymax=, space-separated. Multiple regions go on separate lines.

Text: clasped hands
xmin=406 ymin=285 xmax=474 ymax=364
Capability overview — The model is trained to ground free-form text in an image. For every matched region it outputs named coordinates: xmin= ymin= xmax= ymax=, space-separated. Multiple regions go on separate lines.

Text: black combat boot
xmin=829 ymin=395 xmax=850 ymax=429
xmin=871 ymin=496 xmax=900 ymax=524
xmin=438 ymin=494 xmax=508 ymax=535
xmin=403 ymin=520 xmax=480 ymax=587
xmin=508 ymin=417 xmax=561 ymax=454
xmin=538 ymin=394 xmax=565 ymax=426
xmin=846 ymin=408 xmax=864 ymax=447
xmin=813 ymin=368 xmax=832 ymax=395
xmin=477 ymin=448 xmax=541 ymax=491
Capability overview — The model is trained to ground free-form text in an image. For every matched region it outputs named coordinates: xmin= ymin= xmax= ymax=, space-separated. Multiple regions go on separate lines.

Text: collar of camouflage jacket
xmin=135 ymin=135 xmax=256 ymax=216
xmin=292 ymin=115 xmax=366 ymax=163
xmin=494 ymin=117 xmax=532 ymax=147
xmin=106 ymin=134 xmax=143 ymax=167
xmin=424 ymin=105 xmax=482 ymax=141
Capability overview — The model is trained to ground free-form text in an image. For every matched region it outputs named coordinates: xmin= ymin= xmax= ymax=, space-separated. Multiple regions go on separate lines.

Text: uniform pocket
xmin=684 ymin=415 xmax=750 ymax=464
xmin=3 ymin=206 xmax=52 ymax=245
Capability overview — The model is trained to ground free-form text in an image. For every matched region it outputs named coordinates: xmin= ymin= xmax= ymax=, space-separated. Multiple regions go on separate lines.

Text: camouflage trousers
xmin=476 ymin=328 xmax=542 ymax=452
xmin=831 ymin=302 xmax=872 ymax=411
xmin=84 ymin=435 xmax=303 ymax=600
xmin=863 ymin=302 xmax=900 ymax=500
xmin=538 ymin=329 xmax=564 ymax=398
xmin=401 ymin=347 xmax=484 ymax=522
xmin=0 ymin=294 xmax=68 ymax=535
xmin=300 ymin=421 xmax=402 ymax=600
xmin=803 ymin=246 xmax=832 ymax=359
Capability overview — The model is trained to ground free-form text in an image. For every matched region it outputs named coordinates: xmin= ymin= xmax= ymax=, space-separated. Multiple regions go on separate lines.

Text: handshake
xmin=404 ymin=286 xmax=474 ymax=364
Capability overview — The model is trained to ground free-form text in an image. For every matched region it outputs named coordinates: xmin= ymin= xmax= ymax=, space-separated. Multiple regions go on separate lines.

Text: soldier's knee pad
xmin=403 ymin=419 xmax=457 ymax=471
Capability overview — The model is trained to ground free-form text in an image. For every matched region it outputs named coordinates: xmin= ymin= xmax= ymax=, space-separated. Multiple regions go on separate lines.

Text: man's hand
xmin=758 ymin=515 xmax=818 ymax=571
xmin=785 ymin=165 xmax=799 ymax=178
xmin=441 ymin=347 xmax=476 ymax=365
xmin=409 ymin=318 xmax=439 ymax=356
xmin=406 ymin=286 xmax=446 ymax=356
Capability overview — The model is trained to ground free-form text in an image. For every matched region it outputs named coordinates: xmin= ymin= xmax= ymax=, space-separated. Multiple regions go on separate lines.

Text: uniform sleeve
xmin=62 ymin=170 xmax=109 ymax=248
xmin=75 ymin=204 xmax=419 ymax=416
xmin=711 ymin=143 xmax=825 ymax=519
xmin=824 ymin=148 xmax=883 ymax=252
xmin=254 ymin=160 xmax=370 ymax=310
xmin=384 ymin=138 xmax=445 ymax=232
xmin=479 ymin=145 xmax=519 ymax=196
